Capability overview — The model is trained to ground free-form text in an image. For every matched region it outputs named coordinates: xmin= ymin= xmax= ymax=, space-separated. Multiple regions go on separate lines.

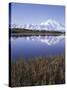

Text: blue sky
xmin=10 ymin=3 xmax=65 ymax=26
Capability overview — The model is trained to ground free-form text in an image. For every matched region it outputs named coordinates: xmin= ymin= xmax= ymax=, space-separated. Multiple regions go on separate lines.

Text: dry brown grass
xmin=11 ymin=55 xmax=65 ymax=87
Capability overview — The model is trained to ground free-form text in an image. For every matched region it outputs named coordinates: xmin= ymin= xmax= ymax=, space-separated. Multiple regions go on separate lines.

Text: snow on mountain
xmin=25 ymin=24 xmax=41 ymax=30
xmin=40 ymin=19 xmax=65 ymax=31
xmin=24 ymin=19 xmax=65 ymax=32
xmin=11 ymin=19 xmax=65 ymax=32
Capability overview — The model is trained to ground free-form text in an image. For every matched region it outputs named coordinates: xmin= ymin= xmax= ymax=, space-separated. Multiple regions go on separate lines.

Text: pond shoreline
xmin=10 ymin=28 xmax=65 ymax=37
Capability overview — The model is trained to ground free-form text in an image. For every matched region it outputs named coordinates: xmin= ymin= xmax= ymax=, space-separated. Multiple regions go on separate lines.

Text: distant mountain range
xmin=11 ymin=19 xmax=65 ymax=32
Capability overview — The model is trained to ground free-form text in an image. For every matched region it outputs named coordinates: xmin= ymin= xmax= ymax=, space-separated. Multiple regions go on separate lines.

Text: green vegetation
xmin=10 ymin=28 xmax=65 ymax=37
xmin=11 ymin=55 xmax=65 ymax=87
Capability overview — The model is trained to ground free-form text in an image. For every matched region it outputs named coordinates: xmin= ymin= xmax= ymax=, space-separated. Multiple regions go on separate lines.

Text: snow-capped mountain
xmin=24 ymin=19 xmax=65 ymax=32
xmin=40 ymin=19 xmax=65 ymax=31
xmin=25 ymin=24 xmax=41 ymax=30
xmin=11 ymin=19 xmax=65 ymax=32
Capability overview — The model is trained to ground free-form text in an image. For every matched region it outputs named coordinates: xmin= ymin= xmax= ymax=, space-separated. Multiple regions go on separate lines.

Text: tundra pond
xmin=11 ymin=35 xmax=65 ymax=60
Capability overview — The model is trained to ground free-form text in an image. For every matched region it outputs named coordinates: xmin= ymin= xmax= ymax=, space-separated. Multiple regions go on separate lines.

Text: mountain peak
xmin=40 ymin=19 xmax=65 ymax=31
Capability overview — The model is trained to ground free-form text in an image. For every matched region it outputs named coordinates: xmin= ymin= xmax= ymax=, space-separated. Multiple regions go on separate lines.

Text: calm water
xmin=11 ymin=35 xmax=65 ymax=60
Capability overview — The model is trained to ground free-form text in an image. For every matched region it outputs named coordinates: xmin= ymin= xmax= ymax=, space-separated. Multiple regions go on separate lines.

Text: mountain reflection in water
xmin=11 ymin=35 xmax=65 ymax=60
xmin=13 ymin=35 xmax=64 ymax=46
